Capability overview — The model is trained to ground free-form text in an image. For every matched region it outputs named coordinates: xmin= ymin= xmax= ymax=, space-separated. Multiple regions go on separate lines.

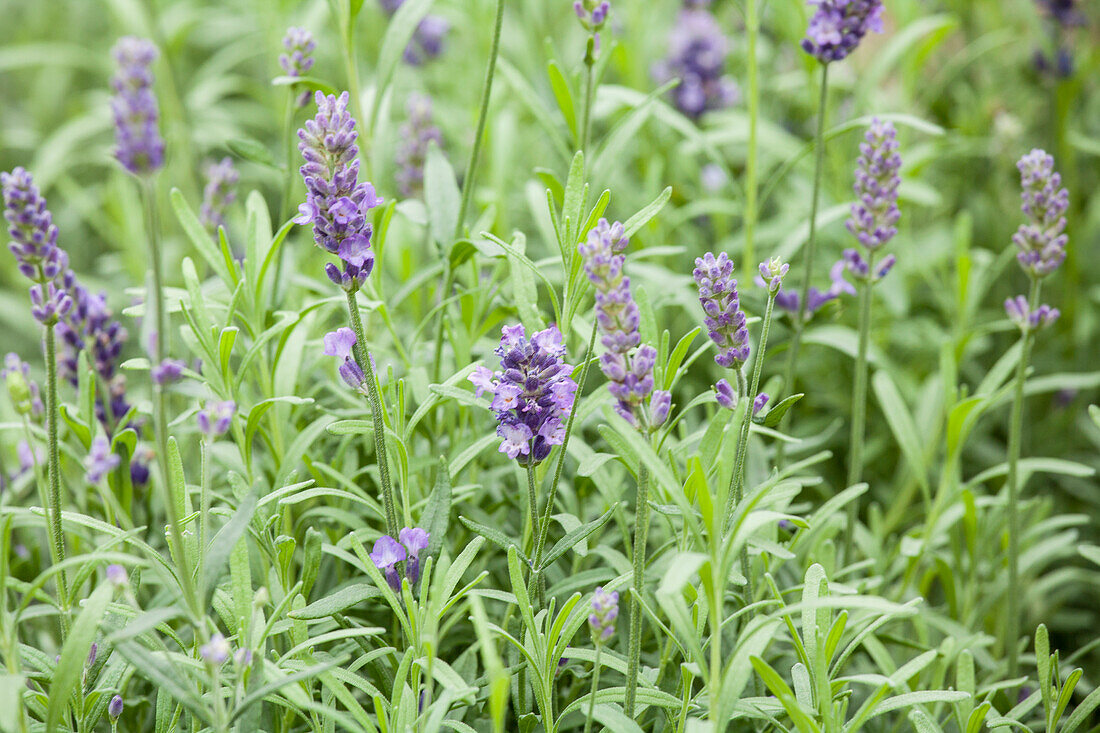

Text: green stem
xmin=580 ymin=38 xmax=597 ymax=157
xmin=42 ymin=324 xmax=69 ymax=633
xmin=584 ymin=644 xmax=603 ymax=733
xmin=844 ymin=255 xmax=875 ymax=560
xmin=777 ymin=64 xmax=830 ymax=467
xmin=1005 ymin=277 xmax=1041 ymax=678
xmin=279 ymin=92 xmax=297 ymax=224
xmin=742 ymin=0 xmax=760 ymax=281
xmin=525 ymin=462 xmax=539 ymax=559
xmin=528 ymin=321 xmax=598 ymax=604
xmin=624 ymin=464 xmax=651 ymax=719
xmin=345 ymin=290 xmax=401 ymax=538
xmin=142 ymin=180 xmax=200 ymax=622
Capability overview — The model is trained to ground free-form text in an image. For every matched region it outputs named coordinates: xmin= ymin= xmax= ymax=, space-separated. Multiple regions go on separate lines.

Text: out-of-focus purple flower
xmin=378 ymin=1 xmax=450 ymax=65
xmin=84 ymin=437 xmax=120 ymax=484
xmin=841 ymin=248 xmax=895 ymax=284
xmin=588 ymin=586 xmax=619 ymax=643
xmin=106 ymin=564 xmax=129 ymax=588
xmin=653 ymin=6 xmax=739 ymax=119
xmin=575 ymin=0 xmax=611 ymax=30
xmin=847 ymin=119 xmax=901 ymax=252
xmin=108 ymin=694 xmax=124 ymax=721
xmin=758 ymin=256 xmax=790 ymax=295
xmin=701 ymin=163 xmax=728 ymax=192
xmin=234 ymin=648 xmax=253 ymax=667
xmin=295 ymin=92 xmax=382 ymax=292
xmin=370 ymin=535 xmax=407 ymax=591
xmin=469 ymin=325 xmax=577 ymax=465
xmin=399 ymin=527 xmax=430 ymax=585
xmin=3 ymin=354 xmax=44 ymax=418
xmin=714 ymin=378 xmax=736 ymax=410
xmin=1013 ymin=149 xmax=1068 ymax=279
xmin=396 ymin=94 xmax=443 ymax=199
xmin=30 ymin=282 xmax=72 ymax=325
xmin=152 ymin=359 xmax=185 ymax=385
xmin=199 ymin=157 xmax=239 ymax=234
xmin=1038 ymin=0 xmax=1085 ymax=26
xmin=1005 ymin=296 xmax=1060 ymax=333
xmin=694 ymin=252 xmax=749 ymax=368
xmin=579 ymin=220 xmax=670 ymax=429
xmin=770 ymin=260 xmax=854 ymax=318
xmin=801 ymin=0 xmax=884 ymax=64
xmin=14 ymin=441 xmax=41 ymax=481
xmin=130 ymin=446 xmax=153 ymax=487
xmin=280 ymin=27 xmax=317 ymax=108
xmin=323 ymin=327 xmax=366 ymax=393
xmin=197 ymin=401 xmax=236 ymax=438
xmin=86 ymin=643 xmax=98 ymax=668
xmin=58 ymin=275 xmax=131 ymax=426
xmin=1034 ymin=48 xmax=1075 ymax=79
xmin=753 ymin=392 xmax=769 ymax=416
xmin=2 ymin=167 xmax=69 ymax=284
xmin=200 ymin=633 xmax=231 ymax=665
xmin=111 ymin=37 xmax=165 ymax=176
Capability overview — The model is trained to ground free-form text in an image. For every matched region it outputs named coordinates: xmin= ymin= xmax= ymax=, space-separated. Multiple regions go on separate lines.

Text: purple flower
xmin=801 ymin=0 xmax=884 ymax=64
xmin=396 ymin=94 xmax=443 ymax=199
xmin=234 ymin=648 xmax=253 ymax=667
xmin=841 ymin=248 xmax=895 ymax=284
xmin=399 ymin=527 xmax=430 ymax=585
xmin=1013 ymin=149 xmax=1068 ymax=279
xmin=469 ymin=325 xmax=577 ymax=465
xmin=323 ymin=327 xmax=366 ymax=392
xmin=130 ymin=446 xmax=153 ymax=487
xmin=588 ymin=586 xmax=619 ymax=643
xmin=579 ymin=220 xmax=670 ymax=429
xmin=378 ymin=1 xmax=450 ymax=65
xmin=200 ymin=633 xmax=231 ymax=665
xmin=370 ymin=534 xmax=407 ymax=591
xmin=652 ymin=6 xmax=739 ymax=118
xmin=84 ymin=437 xmax=120 ymax=484
xmin=295 ymin=92 xmax=383 ymax=292
xmin=199 ymin=157 xmax=239 ymax=234
xmin=846 ymin=119 xmax=901 ymax=252
xmin=575 ymin=0 xmax=611 ymax=30
xmin=753 ymin=392 xmax=769 ymax=416
xmin=152 ymin=359 xmax=185 ymax=386
xmin=280 ymin=27 xmax=317 ymax=107
xmin=758 ymin=256 xmax=790 ymax=295
xmin=1005 ymin=296 xmax=1060 ymax=334
xmin=714 ymin=378 xmax=737 ymax=410
xmin=108 ymin=695 xmax=124 ymax=721
xmin=1038 ymin=0 xmax=1085 ymax=26
xmin=58 ymin=276 xmax=131 ymax=426
xmin=694 ymin=252 xmax=749 ymax=368
xmin=197 ymin=400 xmax=236 ymax=438
xmin=30 ymin=282 xmax=72 ymax=325
xmin=3 ymin=354 xmax=44 ymax=418
xmin=2 ymin=167 xmax=68 ymax=284
xmin=111 ymin=37 xmax=165 ymax=176
xmin=106 ymin=564 xmax=129 ymax=587
xmin=770 ymin=260 xmax=854 ymax=319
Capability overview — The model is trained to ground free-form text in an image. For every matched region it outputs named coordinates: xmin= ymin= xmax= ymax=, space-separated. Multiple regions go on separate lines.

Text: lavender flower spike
xmin=653 ymin=5 xmax=739 ymax=119
xmin=846 ymin=119 xmax=901 ymax=252
xmin=1013 ymin=149 xmax=1069 ymax=279
xmin=200 ymin=633 xmax=231 ymax=665
xmin=395 ymin=94 xmax=443 ymax=199
xmin=589 ymin=586 xmax=619 ymax=643
xmin=370 ymin=535 xmax=406 ymax=591
xmin=399 ymin=527 xmax=430 ymax=585
xmin=323 ymin=327 xmax=366 ymax=393
xmin=295 ymin=92 xmax=383 ymax=292
xmin=2 ymin=167 xmax=69 ymax=284
xmin=280 ymin=27 xmax=316 ymax=107
xmin=801 ymin=0 xmax=884 ymax=64
xmin=197 ymin=400 xmax=236 ymax=438
xmin=469 ymin=325 xmax=577 ymax=465
xmin=694 ymin=252 xmax=749 ymax=368
xmin=1005 ymin=296 xmax=1060 ymax=334
xmin=84 ymin=437 xmax=120 ymax=484
xmin=199 ymin=157 xmax=239 ymax=233
xmin=111 ymin=37 xmax=165 ymax=176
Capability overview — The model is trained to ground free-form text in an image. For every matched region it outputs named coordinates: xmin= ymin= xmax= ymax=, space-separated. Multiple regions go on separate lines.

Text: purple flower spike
xmin=280 ymin=27 xmax=317 ymax=107
xmin=1013 ymin=149 xmax=1068 ymax=279
xmin=758 ymin=256 xmax=789 ymax=295
xmin=589 ymin=586 xmax=619 ymax=643
xmin=378 ymin=1 xmax=450 ymax=65
xmin=846 ymin=119 xmax=901 ymax=253
xmin=295 ymin=92 xmax=382 ymax=292
xmin=396 ymin=94 xmax=443 ymax=199
xmin=469 ymin=325 xmax=577 ymax=465
xmin=694 ymin=252 xmax=749 ymax=368
xmin=399 ymin=527 xmax=430 ymax=585
xmin=84 ymin=436 xmax=120 ymax=484
xmin=575 ymin=0 xmax=611 ymax=31
xmin=652 ymin=5 xmax=739 ymax=118
xmin=111 ymin=37 xmax=165 ymax=176
xmin=753 ymin=392 xmax=769 ymax=416
xmin=1005 ymin=296 xmax=1060 ymax=334
xmin=199 ymin=157 xmax=239 ymax=234
xmin=30 ymin=281 xmax=72 ymax=325
xmin=2 ymin=167 xmax=69 ymax=284
xmin=801 ymin=0 xmax=884 ymax=64
xmin=323 ymin=327 xmax=366 ymax=393
xmin=714 ymin=378 xmax=737 ymax=410
xmin=197 ymin=400 xmax=236 ymax=438
xmin=370 ymin=535 xmax=407 ymax=591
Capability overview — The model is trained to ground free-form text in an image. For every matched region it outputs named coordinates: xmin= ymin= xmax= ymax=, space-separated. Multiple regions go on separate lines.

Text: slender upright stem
xmin=1005 ymin=277 xmax=1042 ymax=678
xmin=42 ymin=324 xmax=69 ymax=631
xmin=525 ymin=463 xmax=539 ymax=557
xmin=777 ymin=65 xmax=830 ymax=467
xmin=624 ymin=464 xmax=651 ymax=719
xmin=142 ymin=180 xmax=200 ymax=622
xmin=584 ymin=644 xmax=603 ymax=733
xmin=345 ymin=290 xmax=401 ymax=538
xmin=844 ymin=256 xmax=875 ymax=560
xmin=279 ymin=92 xmax=297 ymax=223
xmin=580 ymin=39 xmax=597 ymax=157
xmin=742 ymin=0 xmax=760 ymax=281
xmin=528 ymin=321 xmax=598 ymax=604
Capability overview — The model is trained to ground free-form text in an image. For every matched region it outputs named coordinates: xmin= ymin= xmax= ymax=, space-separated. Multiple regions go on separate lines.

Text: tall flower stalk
xmin=841 ymin=119 xmax=901 ymax=556
xmin=578 ymin=219 xmax=670 ymax=719
xmin=295 ymin=91 xmax=400 ymax=538
xmin=1004 ymin=149 xmax=1067 ymax=676
xmin=2 ymin=167 xmax=72 ymax=631
xmin=573 ymin=1 xmax=610 ymax=154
